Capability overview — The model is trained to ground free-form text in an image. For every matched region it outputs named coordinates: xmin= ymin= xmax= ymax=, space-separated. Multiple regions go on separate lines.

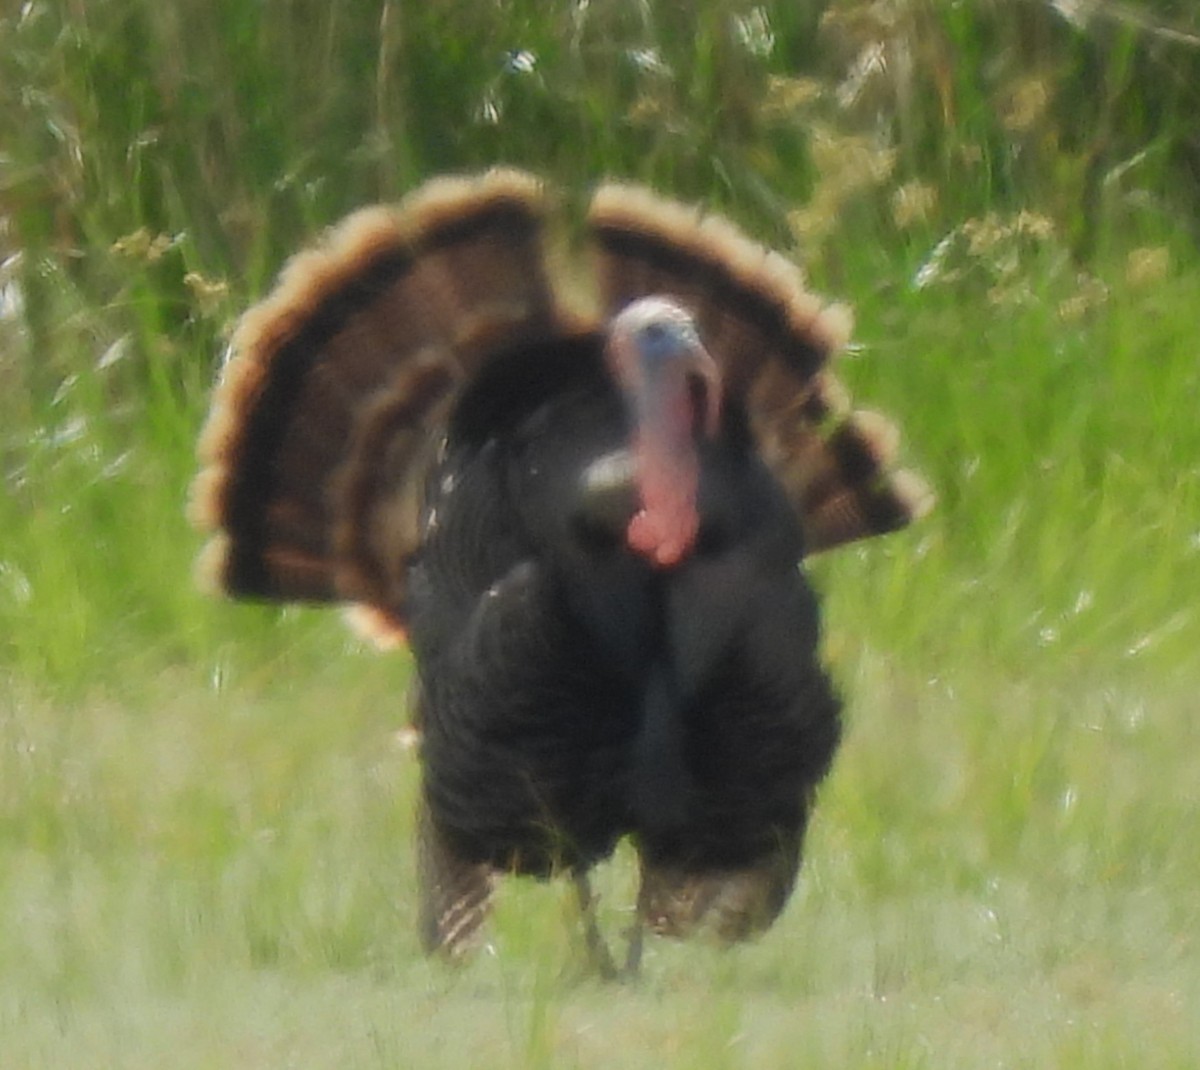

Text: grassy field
xmin=2 ymin=1 xmax=1199 ymax=1066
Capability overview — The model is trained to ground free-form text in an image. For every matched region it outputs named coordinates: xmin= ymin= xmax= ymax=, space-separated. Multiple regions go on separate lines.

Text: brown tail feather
xmin=793 ymin=414 xmax=935 ymax=553
xmin=800 ymin=466 xmax=935 ymax=554
xmin=587 ymin=182 xmax=930 ymax=553
xmin=190 ymin=169 xmax=568 ymax=618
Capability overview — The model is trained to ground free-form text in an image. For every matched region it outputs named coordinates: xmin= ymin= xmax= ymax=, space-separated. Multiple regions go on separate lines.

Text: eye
xmin=637 ymin=321 xmax=675 ymax=356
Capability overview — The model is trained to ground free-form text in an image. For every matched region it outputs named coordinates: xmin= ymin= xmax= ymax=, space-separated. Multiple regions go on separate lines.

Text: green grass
xmin=2 ymin=1 xmax=1200 ymax=1066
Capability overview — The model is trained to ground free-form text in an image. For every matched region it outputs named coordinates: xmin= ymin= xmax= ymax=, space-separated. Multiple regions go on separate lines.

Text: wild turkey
xmin=191 ymin=169 xmax=930 ymax=974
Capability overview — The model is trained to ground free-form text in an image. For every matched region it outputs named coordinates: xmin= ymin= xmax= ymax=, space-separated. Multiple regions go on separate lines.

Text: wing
xmin=587 ymin=183 xmax=933 ymax=554
xmin=189 ymin=169 xmax=590 ymax=642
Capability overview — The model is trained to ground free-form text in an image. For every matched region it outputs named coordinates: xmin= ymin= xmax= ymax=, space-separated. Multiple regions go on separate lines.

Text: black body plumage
xmin=408 ymin=335 xmax=840 ymax=886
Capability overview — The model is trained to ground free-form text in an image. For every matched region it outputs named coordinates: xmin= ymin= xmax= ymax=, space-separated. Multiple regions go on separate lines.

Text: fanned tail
xmin=587 ymin=183 xmax=933 ymax=555
xmin=192 ymin=172 xmax=933 ymax=628
xmin=189 ymin=169 xmax=569 ymax=637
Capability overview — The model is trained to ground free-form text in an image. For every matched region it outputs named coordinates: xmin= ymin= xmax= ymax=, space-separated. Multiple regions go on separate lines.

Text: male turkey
xmin=191 ymin=169 xmax=930 ymax=973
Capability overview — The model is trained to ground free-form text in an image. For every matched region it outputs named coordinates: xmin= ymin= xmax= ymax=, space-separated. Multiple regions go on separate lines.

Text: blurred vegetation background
xmin=1 ymin=2 xmax=1198 ymax=1066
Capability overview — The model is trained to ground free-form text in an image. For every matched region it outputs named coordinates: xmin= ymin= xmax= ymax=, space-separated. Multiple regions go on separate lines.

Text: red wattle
xmin=626 ymin=428 xmax=700 ymax=568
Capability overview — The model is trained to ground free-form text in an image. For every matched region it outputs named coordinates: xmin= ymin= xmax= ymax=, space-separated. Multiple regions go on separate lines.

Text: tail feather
xmin=767 ymin=408 xmax=934 ymax=553
xmin=802 ymin=466 xmax=935 ymax=554
xmin=587 ymin=182 xmax=929 ymax=554
xmin=190 ymin=169 xmax=567 ymax=621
